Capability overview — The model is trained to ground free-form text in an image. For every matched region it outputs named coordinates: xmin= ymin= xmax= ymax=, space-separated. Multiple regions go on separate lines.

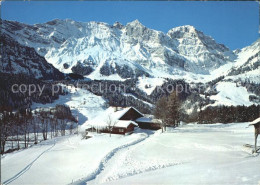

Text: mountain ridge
xmin=1 ymin=19 xmax=242 ymax=80
xmin=1 ymin=19 xmax=258 ymax=83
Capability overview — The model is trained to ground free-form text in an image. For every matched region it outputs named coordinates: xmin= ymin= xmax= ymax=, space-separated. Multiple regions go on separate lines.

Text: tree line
xmin=195 ymin=104 xmax=260 ymax=124
xmin=0 ymin=73 xmax=66 ymax=111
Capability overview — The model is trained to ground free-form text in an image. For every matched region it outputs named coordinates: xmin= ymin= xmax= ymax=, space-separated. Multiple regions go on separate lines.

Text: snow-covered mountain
xmin=0 ymin=33 xmax=64 ymax=80
xmin=1 ymin=19 xmax=237 ymax=79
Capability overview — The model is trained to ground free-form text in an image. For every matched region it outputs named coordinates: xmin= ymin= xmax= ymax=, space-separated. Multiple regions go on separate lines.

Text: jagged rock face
xmin=1 ymin=19 xmax=237 ymax=78
xmin=167 ymin=25 xmax=235 ymax=73
xmin=0 ymin=33 xmax=64 ymax=80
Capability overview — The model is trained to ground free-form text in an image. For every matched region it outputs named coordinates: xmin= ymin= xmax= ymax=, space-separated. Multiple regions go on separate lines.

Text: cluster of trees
xmin=153 ymin=92 xmax=181 ymax=132
xmin=0 ymin=104 xmax=76 ymax=154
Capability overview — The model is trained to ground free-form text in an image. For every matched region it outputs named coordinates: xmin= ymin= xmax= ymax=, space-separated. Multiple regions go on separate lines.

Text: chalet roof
xmin=115 ymin=120 xmax=138 ymax=128
xmin=112 ymin=108 xmax=129 ymax=121
xmin=116 ymin=107 xmax=143 ymax=119
xmin=250 ymin=117 xmax=260 ymax=125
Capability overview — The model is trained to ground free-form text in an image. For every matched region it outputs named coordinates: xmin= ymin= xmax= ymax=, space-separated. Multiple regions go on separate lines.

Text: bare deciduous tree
xmin=106 ymin=115 xmax=117 ymax=137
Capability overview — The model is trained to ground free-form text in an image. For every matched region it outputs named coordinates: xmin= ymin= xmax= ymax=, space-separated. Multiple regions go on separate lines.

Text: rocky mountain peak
xmin=113 ymin=21 xmax=124 ymax=29
xmin=168 ymin=25 xmax=202 ymax=41
xmin=127 ymin=19 xmax=144 ymax=27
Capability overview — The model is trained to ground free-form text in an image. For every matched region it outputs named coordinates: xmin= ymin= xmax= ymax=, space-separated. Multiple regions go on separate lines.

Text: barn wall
xmin=136 ymin=122 xmax=161 ymax=130
xmin=99 ymin=126 xmax=135 ymax=135
xmin=125 ymin=124 xmax=135 ymax=133
xmin=112 ymin=127 xmax=126 ymax=135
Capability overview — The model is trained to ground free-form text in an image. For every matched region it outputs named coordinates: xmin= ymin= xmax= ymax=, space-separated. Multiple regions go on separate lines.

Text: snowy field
xmin=1 ymin=122 xmax=259 ymax=185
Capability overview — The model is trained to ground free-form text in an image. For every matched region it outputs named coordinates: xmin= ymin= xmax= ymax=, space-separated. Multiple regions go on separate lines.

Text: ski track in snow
xmin=88 ymin=132 xmax=189 ymax=185
xmin=100 ymin=161 xmax=186 ymax=184
xmin=3 ymin=142 xmax=56 ymax=185
xmin=71 ymin=132 xmax=150 ymax=185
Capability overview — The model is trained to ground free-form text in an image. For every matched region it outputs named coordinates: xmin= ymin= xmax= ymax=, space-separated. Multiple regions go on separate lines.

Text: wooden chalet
xmin=89 ymin=106 xmax=161 ymax=135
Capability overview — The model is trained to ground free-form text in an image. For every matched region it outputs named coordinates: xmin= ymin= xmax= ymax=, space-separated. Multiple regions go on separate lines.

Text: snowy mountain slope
xmin=225 ymin=39 xmax=260 ymax=83
xmin=0 ymin=33 xmax=64 ymax=80
xmin=195 ymin=40 xmax=260 ymax=108
xmin=137 ymin=38 xmax=259 ymax=108
xmin=1 ymin=19 xmax=236 ymax=79
xmin=31 ymin=84 xmax=107 ymax=124
xmin=207 ymin=81 xmax=255 ymax=107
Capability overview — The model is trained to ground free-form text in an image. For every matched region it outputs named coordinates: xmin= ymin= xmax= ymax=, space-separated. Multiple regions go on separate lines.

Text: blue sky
xmin=1 ymin=1 xmax=259 ymax=50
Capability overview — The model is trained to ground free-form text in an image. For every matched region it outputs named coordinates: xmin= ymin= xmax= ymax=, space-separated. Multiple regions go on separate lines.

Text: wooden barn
xmin=135 ymin=117 xmax=161 ymax=130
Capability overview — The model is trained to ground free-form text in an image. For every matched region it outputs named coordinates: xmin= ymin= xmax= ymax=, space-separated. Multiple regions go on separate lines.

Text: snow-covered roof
xmin=136 ymin=117 xmax=153 ymax=123
xmin=136 ymin=117 xmax=162 ymax=124
xmin=115 ymin=120 xmax=138 ymax=128
xmin=250 ymin=117 xmax=260 ymax=125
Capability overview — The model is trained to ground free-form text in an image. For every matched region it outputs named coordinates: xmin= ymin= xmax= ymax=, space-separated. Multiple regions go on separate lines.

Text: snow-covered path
xmin=72 ymin=130 xmax=151 ymax=185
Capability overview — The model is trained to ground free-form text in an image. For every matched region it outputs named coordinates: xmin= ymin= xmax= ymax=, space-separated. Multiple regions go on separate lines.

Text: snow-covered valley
xmin=1 ymin=122 xmax=259 ymax=185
